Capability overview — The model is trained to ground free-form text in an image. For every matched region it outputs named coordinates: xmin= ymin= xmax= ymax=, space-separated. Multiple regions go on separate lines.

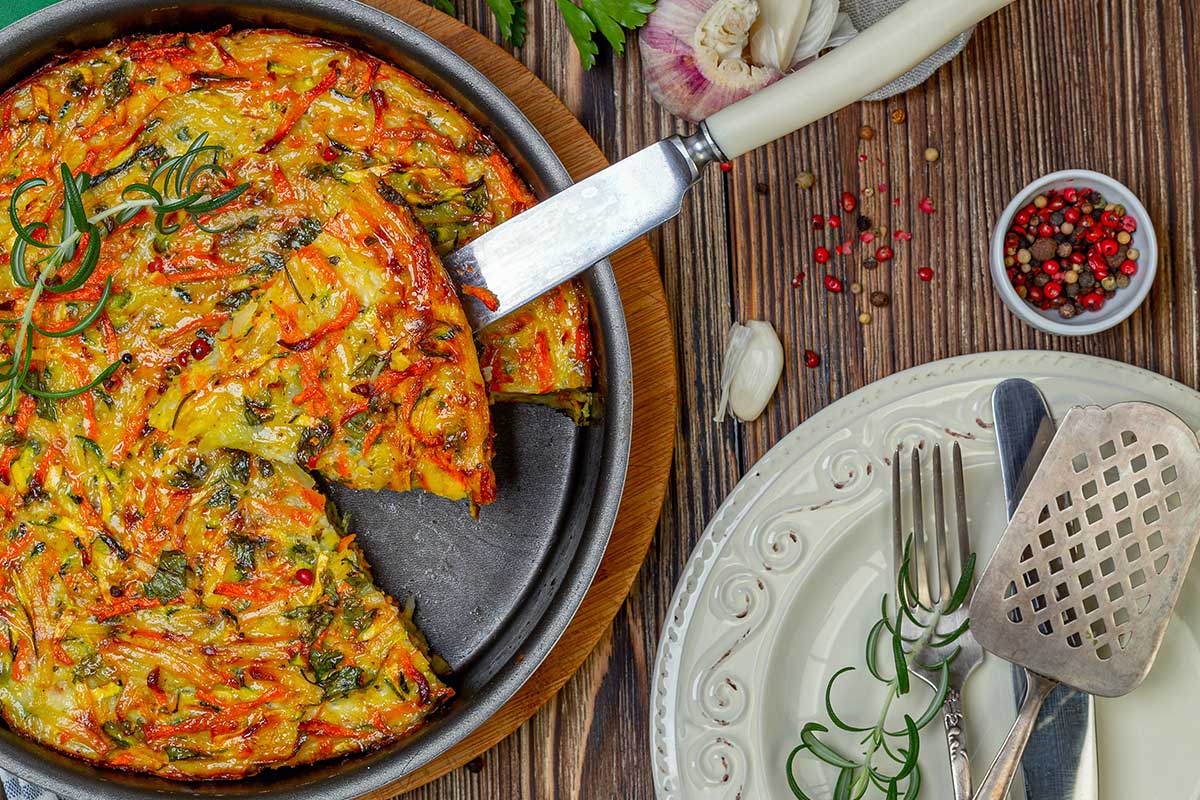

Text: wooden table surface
xmin=399 ymin=2 xmax=1198 ymax=798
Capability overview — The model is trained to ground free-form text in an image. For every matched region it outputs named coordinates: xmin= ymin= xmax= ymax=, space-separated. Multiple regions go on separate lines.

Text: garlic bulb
xmin=749 ymin=0 xmax=812 ymax=70
xmin=715 ymin=320 xmax=783 ymax=423
xmin=640 ymin=0 xmax=848 ymax=122
xmin=640 ymin=0 xmax=782 ymax=123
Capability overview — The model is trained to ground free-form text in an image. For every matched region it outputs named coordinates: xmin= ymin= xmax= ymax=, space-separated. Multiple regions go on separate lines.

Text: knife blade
xmin=443 ymin=137 xmax=703 ymax=330
xmin=992 ymin=379 xmax=1099 ymax=800
xmin=441 ymin=0 xmax=1018 ymax=330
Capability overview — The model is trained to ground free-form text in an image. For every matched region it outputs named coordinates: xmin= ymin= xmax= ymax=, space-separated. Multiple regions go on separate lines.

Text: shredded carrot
xmin=462 ymin=284 xmax=499 ymax=312
xmin=112 ymin=399 xmax=151 ymax=464
xmin=0 ymin=527 xmax=32 ymax=567
xmin=296 ymin=485 xmax=326 ymax=510
xmin=276 ymin=248 xmax=360 ymax=352
xmin=98 ymin=313 xmax=120 ymax=362
xmin=368 ymin=87 xmax=387 ymax=148
xmin=44 ymin=254 xmax=119 ymax=305
xmin=337 ymin=534 xmax=355 ymax=553
xmin=78 ymin=108 xmax=126 ymax=141
xmin=128 ymin=43 xmax=193 ymax=62
xmin=259 ymin=67 xmax=338 ymax=153
xmin=489 ymin=151 xmax=533 ymax=203
xmin=148 ymin=251 xmax=243 ymax=284
xmin=163 ymin=77 xmax=193 ymax=94
xmin=195 ymin=686 xmax=225 ymax=709
xmin=213 ymin=581 xmax=272 ymax=602
xmin=273 ymin=303 xmax=331 ymax=416
xmin=573 ymin=318 xmax=593 ymax=376
xmin=298 ymin=719 xmax=375 ymax=739
xmin=142 ymin=687 xmax=283 ymax=740
xmin=12 ymin=395 xmax=35 ymax=437
xmin=270 ymin=163 xmax=295 ymax=203
xmin=247 ymin=499 xmax=316 ymax=526
xmin=339 ymin=401 xmax=370 ymax=426
xmin=104 ymin=750 xmax=140 ymax=767
xmin=362 ymin=423 xmax=383 ymax=453
xmin=534 ymin=330 xmax=554 ymax=393
xmin=378 ymin=124 xmax=456 ymax=152
xmin=95 ymin=596 xmax=161 ymax=621
xmin=278 ymin=294 xmax=359 ymax=352
xmin=53 ymin=640 xmax=75 ymax=666
xmin=162 ymin=311 xmax=230 ymax=348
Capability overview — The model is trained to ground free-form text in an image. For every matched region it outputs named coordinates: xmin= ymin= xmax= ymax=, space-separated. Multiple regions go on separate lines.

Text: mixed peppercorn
xmin=1002 ymin=187 xmax=1141 ymax=318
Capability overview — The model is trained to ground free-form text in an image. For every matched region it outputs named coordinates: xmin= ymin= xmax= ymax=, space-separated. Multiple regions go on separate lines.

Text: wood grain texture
xmin=387 ymin=1 xmax=1199 ymax=799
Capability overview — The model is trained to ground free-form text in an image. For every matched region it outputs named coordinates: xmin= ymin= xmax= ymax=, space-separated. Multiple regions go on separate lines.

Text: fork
xmin=892 ymin=442 xmax=984 ymax=800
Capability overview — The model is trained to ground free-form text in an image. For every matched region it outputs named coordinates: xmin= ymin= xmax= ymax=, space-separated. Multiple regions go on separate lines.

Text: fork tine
xmin=932 ymin=445 xmax=953 ymax=603
xmin=910 ymin=447 xmax=931 ymax=606
xmin=952 ymin=442 xmax=972 ymax=591
xmin=892 ymin=448 xmax=904 ymax=580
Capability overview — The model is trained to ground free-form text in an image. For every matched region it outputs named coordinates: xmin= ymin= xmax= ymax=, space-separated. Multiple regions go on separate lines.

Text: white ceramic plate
xmin=651 ymin=352 xmax=1200 ymax=800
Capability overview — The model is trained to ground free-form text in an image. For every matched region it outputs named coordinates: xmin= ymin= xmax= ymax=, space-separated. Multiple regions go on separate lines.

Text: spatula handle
xmin=701 ymin=0 xmax=1018 ymax=160
xmin=973 ymin=670 xmax=1059 ymax=800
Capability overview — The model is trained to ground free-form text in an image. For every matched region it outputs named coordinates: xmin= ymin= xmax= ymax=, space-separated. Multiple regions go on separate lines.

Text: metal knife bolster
xmin=992 ymin=379 xmax=1098 ymax=800
xmin=441 ymin=125 xmax=724 ymax=331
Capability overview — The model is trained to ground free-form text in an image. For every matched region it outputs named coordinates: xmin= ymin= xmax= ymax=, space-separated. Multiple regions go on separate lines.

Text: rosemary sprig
xmin=785 ymin=536 xmax=975 ymax=800
xmin=1 ymin=134 xmax=249 ymax=414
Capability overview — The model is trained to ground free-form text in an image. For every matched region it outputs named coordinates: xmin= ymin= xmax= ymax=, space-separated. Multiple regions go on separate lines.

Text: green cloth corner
xmin=1 ymin=1 xmax=58 ymax=29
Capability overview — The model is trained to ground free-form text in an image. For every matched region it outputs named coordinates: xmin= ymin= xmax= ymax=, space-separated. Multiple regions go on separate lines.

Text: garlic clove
xmin=639 ymin=0 xmax=783 ymax=123
xmin=788 ymin=0 xmax=845 ymax=68
xmin=716 ymin=320 xmax=783 ymax=423
xmin=748 ymin=0 xmax=812 ymax=71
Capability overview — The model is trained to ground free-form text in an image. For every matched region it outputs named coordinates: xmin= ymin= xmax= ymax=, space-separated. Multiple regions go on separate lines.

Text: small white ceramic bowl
xmin=990 ymin=170 xmax=1157 ymax=336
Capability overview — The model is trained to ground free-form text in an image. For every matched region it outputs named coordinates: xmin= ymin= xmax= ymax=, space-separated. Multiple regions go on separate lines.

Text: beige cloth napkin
xmin=841 ymin=0 xmax=975 ymax=100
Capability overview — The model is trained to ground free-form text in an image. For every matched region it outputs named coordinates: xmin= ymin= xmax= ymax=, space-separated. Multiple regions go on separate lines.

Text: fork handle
xmin=973 ymin=670 xmax=1059 ymax=800
xmin=944 ymin=687 xmax=971 ymax=799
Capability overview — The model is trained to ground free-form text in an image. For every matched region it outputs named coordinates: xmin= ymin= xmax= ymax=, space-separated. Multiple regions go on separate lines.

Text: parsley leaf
xmin=555 ymin=0 xmax=654 ymax=68
xmin=308 ymin=648 xmax=343 ymax=683
xmin=321 ymin=665 xmax=365 ymax=700
xmin=487 ymin=0 xmax=528 ymax=46
xmin=143 ymin=550 xmax=188 ymax=602
xmin=470 ymin=0 xmax=651 ymax=67
xmin=424 ymin=0 xmax=455 ymax=14
xmin=228 ymin=533 xmax=260 ymax=578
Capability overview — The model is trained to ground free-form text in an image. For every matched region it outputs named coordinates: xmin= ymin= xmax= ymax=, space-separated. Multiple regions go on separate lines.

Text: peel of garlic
xmin=639 ymin=0 xmax=782 ymax=123
xmin=640 ymin=0 xmax=849 ymax=121
xmin=788 ymin=0 xmax=846 ymax=67
xmin=749 ymin=0 xmax=812 ymax=70
xmin=715 ymin=320 xmax=783 ymax=423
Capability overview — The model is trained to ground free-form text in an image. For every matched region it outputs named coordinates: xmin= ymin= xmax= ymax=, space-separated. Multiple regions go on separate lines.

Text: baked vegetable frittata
xmin=0 ymin=27 xmax=593 ymax=779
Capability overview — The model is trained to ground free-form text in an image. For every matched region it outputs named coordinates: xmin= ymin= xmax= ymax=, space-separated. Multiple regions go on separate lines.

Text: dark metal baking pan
xmin=0 ymin=1 xmax=632 ymax=797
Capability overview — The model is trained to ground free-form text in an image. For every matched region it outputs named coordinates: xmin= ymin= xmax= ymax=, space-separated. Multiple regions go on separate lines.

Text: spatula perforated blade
xmin=974 ymin=402 xmax=1200 ymax=697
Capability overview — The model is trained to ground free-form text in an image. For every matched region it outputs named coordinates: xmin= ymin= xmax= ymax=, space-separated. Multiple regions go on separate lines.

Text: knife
xmin=445 ymin=0 xmax=1019 ymax=330
xmin=992 ymin=379 xmax=1099 ymax=800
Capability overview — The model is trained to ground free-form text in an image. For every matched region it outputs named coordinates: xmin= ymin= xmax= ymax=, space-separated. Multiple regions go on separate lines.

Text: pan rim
xmin=0 ymin=1 xmax=633 ymax=797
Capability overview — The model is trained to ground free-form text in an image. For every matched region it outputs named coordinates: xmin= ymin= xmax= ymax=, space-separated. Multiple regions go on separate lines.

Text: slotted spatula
xmin=971 ymin=401 xmax=1200 ymax=800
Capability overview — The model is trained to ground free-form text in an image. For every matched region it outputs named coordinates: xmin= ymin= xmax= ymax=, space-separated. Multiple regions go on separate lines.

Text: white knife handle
xmin=702 ymin=0 xmax=1017 ymax=159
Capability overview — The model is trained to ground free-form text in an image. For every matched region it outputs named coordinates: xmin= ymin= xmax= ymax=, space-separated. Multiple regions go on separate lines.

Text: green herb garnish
xmin=784 ymin=537 xmax=975 ymax=800
xmin=1 ymin=133 xmax=249 ymax=413
xmin=424 ymin=0 xmax=653 ymax=69
xmin=142 ymin=549 xmax=189 ymax=602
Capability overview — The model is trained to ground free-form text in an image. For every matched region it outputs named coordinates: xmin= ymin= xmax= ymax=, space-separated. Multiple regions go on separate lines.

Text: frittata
xmin=0 ymin=26 xmax=592 ymax=779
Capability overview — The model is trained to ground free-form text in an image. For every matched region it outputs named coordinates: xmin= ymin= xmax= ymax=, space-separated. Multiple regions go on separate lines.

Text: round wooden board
xmin=357 ymin=1 xmax=677 ymax=796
